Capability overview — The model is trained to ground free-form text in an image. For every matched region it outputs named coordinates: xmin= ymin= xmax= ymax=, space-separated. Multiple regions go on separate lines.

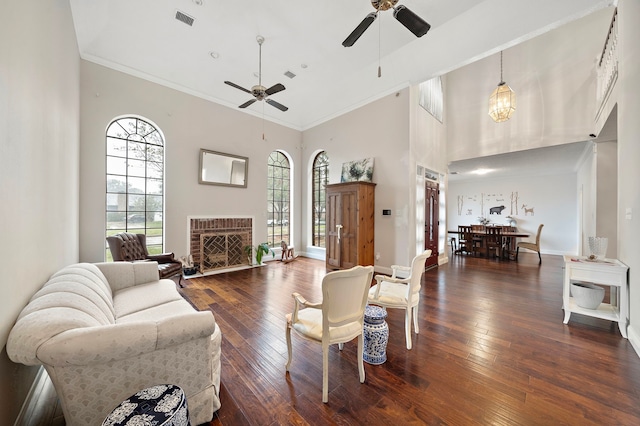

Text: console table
xmin=562 ymin=255 xmax=629 ymax=338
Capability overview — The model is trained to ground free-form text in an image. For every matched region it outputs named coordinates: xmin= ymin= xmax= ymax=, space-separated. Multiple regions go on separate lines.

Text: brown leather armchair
xmin=106 ymin=232 xmax=183 ymax=283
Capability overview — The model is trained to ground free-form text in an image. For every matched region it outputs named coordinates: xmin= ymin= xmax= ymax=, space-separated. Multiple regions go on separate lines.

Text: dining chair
xmin=367 ymin=250 xmax=431 ymax=350
xmin=449 ymin=234 xmax=458 ymax=254
xmin=516 ymin=224 xmax=544 ymax=264
xmin=285 ymin=265 xmax=374 ymax=403
xmin=458 ymin=226 xmax=478 ymax=256
xmin=501 ymin=226 xmax=518 ymax=258
xmin=470 ymin=225 xmax=486 ymax=254
xmin=484 ymin=226 xmax=503 ymax=258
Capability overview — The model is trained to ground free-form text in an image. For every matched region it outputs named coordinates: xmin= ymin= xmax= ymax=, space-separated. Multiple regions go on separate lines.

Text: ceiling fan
xmin=224 ymin=35 xmax=288 ymax=112
xmin=342 ymin=0 xmax=431 ymax=47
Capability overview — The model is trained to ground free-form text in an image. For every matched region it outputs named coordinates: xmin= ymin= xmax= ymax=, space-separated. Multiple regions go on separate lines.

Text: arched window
xmin=312 ymin=151 xmax=329 ymax=247
xmin=267 ymin=151 xmax=291 ymax=247
xmin=105 ymin=117 xmax=165 ymax=260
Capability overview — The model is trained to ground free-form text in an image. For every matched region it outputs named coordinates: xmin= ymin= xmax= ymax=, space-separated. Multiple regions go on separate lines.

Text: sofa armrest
xmin=37 ymin=311 xmax=216 ymax=366
xmin=95 ymin=261 xmax=160 ymax=292
xmin=156 ymin=311 xmax=216 ymax=348
xmin=37 ymin=321 xmax=159 ymax=366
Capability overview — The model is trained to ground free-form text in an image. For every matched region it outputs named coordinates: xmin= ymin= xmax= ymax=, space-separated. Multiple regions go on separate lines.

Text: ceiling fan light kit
xmin=342 ymin=1 xmax=430 ymax=47
xmin=224 ymin=35 xmax=288 ymax=112
xmin=488 ymin=51 xmax=516 ymax=122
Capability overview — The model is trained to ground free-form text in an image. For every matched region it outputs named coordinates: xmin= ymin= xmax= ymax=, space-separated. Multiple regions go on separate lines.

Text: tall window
xmin=105 ymin=117 xmax=165 ymax=260
xmin=419 ymin=76 xmax=444 ymax=123
xmin=267 ymin=151 xmax=290 ymax=247
xmin=312 ymin=151 xmax=329 ymax=247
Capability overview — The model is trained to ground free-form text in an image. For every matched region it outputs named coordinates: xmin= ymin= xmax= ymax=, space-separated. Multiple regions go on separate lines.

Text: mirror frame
xmin=199 ymin=149 xmax=249 ymax=188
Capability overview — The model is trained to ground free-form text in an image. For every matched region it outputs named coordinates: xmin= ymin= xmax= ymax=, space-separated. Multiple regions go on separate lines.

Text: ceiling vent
xmin=175 ymin=10 xmax=195 ymax=26
xmin=284 ymin=70 xmax=296 ymax=79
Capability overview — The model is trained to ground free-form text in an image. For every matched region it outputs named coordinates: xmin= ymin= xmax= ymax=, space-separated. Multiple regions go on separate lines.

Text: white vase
xmin=588 ymin=237 xmax=608 ymax=260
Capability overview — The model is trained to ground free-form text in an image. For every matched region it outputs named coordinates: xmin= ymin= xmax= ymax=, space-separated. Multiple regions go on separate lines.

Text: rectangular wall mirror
xmin=199 ymin=149 xmax=248 ymax=188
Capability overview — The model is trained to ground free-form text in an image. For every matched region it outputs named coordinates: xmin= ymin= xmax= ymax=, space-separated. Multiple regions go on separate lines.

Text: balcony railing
xmin=595 ymin=9 xmax=618 ymax=122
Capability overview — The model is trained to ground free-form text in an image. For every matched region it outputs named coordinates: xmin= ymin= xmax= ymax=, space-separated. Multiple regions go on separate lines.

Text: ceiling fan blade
xmin=342 ymin=12 xmax=377 ymax=47
xmin=265 ymin=98 xmax=288 ymax=112
xmin=265 ymin=83 xmax=286 ymax=96
xmin=239 ymin=99 xmax=257 ymax=108
xmin=225 ymin=81 xmax=252 ymax=94
xmin=393 ymin=5 xmax=430 ymax=38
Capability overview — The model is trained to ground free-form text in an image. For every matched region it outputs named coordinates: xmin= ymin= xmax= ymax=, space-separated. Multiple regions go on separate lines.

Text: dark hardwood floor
xmin=41 ymin=253 xmax=640 ymax=425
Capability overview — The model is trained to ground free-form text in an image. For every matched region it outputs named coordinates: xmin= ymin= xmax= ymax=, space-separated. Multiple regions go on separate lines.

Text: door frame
xmin=416 ymin=165 xmax=444 ymax=268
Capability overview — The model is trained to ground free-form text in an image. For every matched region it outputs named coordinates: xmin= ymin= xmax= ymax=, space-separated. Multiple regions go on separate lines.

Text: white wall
xmin=448 ymin=173 xmax=577 ymax=255
xmin=301 ymin=89 xmax=413 ymax=269
xmin=79 ymin=61 xmax=302 ymax=263
xmin=617 ymin=0 xmax=640 ymax=355
xmin=595 ymin=140 xmax=618 ymax=257
xmin=0 ymin=0 xmax=80 ymax=423
xmin=576 ymin=142 xmax=596 ymax=256
xmin=446 ymin=8 xmax=614 ymax=162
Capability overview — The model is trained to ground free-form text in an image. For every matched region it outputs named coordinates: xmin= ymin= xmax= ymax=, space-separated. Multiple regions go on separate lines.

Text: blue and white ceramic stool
xmin=363 ymin=305 xmax=389 ymax=365
xmin=102 ymin=384 xmax=190 ymax=426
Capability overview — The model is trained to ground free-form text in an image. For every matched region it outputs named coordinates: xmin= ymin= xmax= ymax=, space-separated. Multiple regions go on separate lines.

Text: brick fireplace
xmin=188 ymin=217 xmax=253 ymax=273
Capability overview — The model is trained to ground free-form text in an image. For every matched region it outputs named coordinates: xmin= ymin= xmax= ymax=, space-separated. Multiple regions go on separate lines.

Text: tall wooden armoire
xmin=326 ymin=181 xmax=376 ymax=270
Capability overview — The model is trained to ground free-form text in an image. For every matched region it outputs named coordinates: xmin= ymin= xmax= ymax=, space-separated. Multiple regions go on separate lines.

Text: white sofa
xmin=6 ymin=262 xmax=221 ymax=426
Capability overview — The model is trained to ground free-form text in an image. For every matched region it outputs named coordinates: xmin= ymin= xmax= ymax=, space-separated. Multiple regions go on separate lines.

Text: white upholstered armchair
xmin=285 ymin=265 xmax=374 ymax=403
xmin=368 ymin=250 xmax=431 ymax=350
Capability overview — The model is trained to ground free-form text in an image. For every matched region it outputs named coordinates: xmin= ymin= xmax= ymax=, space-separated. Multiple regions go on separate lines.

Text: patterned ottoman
xmin=102 ymin=384 xmax=190 ymax=426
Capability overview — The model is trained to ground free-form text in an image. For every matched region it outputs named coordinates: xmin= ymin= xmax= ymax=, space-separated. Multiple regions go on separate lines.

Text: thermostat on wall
xmin=382 ymin=209 xmax=391 ymax=216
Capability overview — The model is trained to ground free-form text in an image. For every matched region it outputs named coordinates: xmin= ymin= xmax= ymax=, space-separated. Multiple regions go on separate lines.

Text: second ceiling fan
xmin=343 ymin=0 xmax=431 ymax=47
xmin=225 ymin=35 xmax=288 ymax=112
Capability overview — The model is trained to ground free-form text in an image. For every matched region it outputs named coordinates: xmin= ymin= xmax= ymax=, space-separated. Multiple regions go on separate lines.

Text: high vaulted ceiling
xmin=69 ymin=0 xmax=612 ymax=131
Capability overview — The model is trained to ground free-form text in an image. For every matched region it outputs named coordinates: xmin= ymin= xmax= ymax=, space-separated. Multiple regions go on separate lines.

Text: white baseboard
xmin=14 ymin=366 xmax=47 ymax=426
xmin=628 ymin=325 xmax=640 ymax=359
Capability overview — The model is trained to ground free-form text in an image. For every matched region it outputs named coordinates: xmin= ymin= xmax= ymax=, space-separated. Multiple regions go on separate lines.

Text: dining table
xmin=447 ymin=227 xmax=530 ymax=259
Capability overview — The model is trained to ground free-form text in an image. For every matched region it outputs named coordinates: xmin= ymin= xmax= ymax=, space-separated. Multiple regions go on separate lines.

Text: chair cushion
xmin=369 ymin=282 xmax=416 ymax=307
xmin=158 ymin=261 xmax=182 ymax=279
xmin=291 ymin=308 xmax=363 ymax=343
xmin=518 ymin=242 xmax=539 ymax=251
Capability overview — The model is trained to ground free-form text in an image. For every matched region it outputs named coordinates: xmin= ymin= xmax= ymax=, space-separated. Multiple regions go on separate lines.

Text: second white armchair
xmin=368 ymin=250 xmax=431 ymax=350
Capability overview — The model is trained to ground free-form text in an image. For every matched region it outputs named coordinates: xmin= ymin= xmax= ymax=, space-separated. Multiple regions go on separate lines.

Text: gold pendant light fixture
xmin=488 ymin=51 xmax=516 ymax=122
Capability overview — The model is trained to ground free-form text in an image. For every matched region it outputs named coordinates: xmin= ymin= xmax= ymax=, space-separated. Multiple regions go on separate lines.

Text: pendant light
xmin=488 ymin=51 xmax=516 ymax=122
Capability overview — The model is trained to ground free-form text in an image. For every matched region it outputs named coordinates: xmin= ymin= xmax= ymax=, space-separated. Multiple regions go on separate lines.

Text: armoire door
xmin=326 ymin=189 xmax=358 ymax=269
xmin=424 ymin=180 xmax=439 ymax=268
xmin=338 ymin=190 xmax=358 ymax=269
xmin=326 ymin=181 xmax=375 ymax=270
xmin=326 ymin=191 xmax=341 ymax=268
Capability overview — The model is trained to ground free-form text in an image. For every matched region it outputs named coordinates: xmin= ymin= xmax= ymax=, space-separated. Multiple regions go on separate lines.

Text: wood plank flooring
xmin=180 ymin=253 xmax=640 ymax=425
xmin=41 ymin=253 xmax=640 ymax=425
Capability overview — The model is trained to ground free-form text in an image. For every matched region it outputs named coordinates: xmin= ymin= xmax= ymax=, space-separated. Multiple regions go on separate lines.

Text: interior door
xmin=424 ymin=180 xmax=439 ymax=268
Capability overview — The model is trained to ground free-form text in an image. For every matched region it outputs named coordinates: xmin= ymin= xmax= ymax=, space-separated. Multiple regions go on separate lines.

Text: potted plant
xmin=244 ymin=243 xmax=275 ymax=265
